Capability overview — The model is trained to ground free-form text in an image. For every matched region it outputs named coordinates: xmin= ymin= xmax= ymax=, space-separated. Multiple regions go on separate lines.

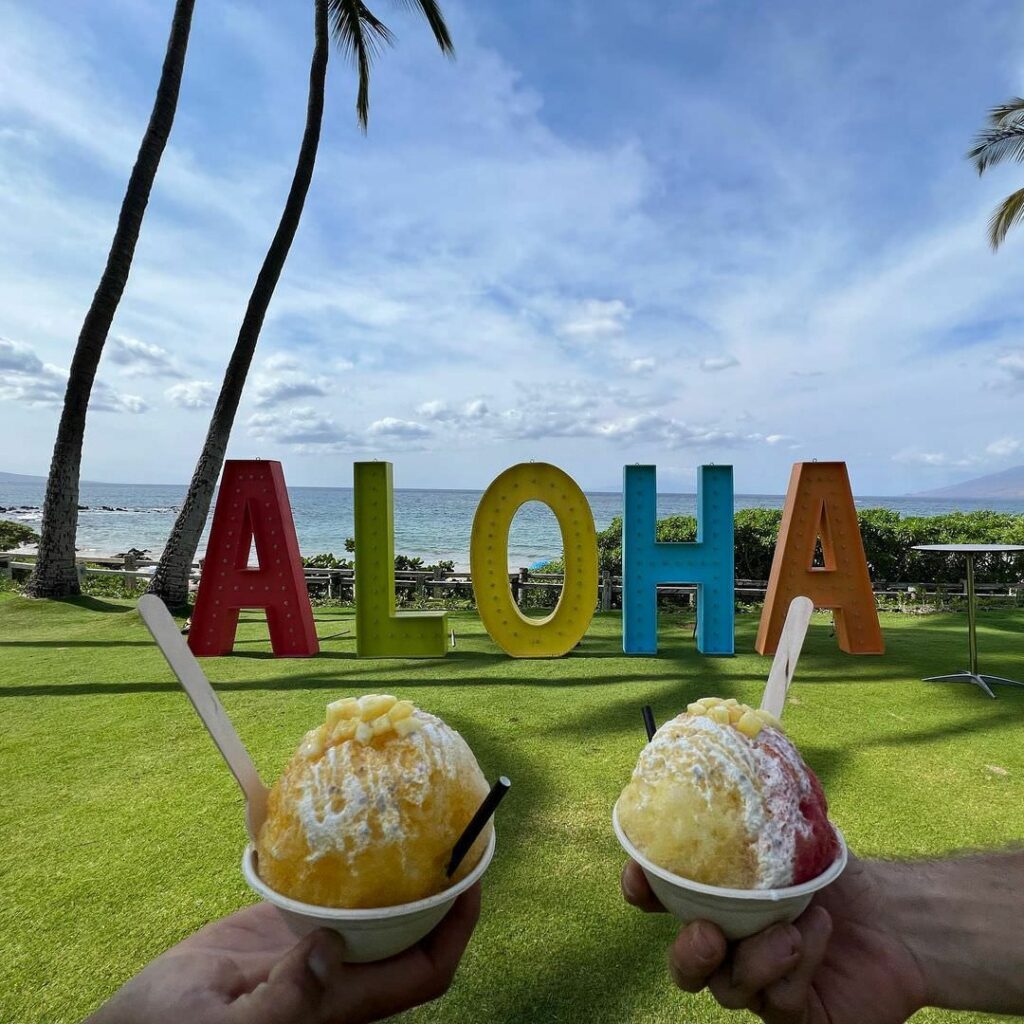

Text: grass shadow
xmin=0 ymin=640 xmax=160 ymax=648
xmin=69 ymin=596 xmax=137 ymax=614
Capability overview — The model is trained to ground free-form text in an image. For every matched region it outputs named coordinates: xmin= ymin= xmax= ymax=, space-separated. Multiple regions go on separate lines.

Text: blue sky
xmin=2 ymin=0 xmax=1024 ymax=494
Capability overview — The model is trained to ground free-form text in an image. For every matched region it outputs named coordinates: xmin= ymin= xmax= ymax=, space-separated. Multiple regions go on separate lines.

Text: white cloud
xmin=97 ymin=388 xmax=147 ymax=414
xmin=107 ymin=334 xmax=184 ymax=379
xmin=367 ymin=417 xmax=432 ymax=439
xmin=700 ymin=354 xmax=740 ymax=372
xmin=892 ymin=449 xmax=977 ymax=469
xmin=560 ymin=299 xmax=631 ymax=339
xmin=591 ymin=413 xmax=754 ymax=449
xmin=994 ymin=350 xmax=1024 ymax=388
xmin=0 ymin=336 xmax=44 ymax=374
xmin=247 ymin=407 xmax=358 ymax=448
xmin=498 ymin=406 xmax=596 ymax=440
xmin=166 ymin=380 xmax=216 ymax=409
xmin=986 ymin=436 xmax=1022 ymax=457
xmin=416 ymin=399 xmax=456 ymax=421
xmin=394 ymin=379 xmax=786 ymax=454
xmin=251 ymin=354 xmax=333 ymax=407
xmin=0 ymin=336 xmax=146 ymax=413
xmin=253 ymin=377 xmax=331 ymax=407
xmin=245 ymin=408 xmax=437 ymax=453
xmin=626 ymin=357 xmax=655 ymax=376
xmin=416 ymin=398 xmax=490 ymax=423
xmin=262 ymin=354 xmax=300 ymax=372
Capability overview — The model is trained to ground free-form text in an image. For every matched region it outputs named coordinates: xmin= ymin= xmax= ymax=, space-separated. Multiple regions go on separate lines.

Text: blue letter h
xmin=622 ymin=465 xmax=734 ymax=655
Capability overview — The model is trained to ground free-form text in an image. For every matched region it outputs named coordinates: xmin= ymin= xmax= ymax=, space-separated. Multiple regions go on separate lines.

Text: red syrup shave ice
xmin=754 ymin=725 xmax=837 ymax=884
xmin=617 ymin=698 xmax=838 ymax=889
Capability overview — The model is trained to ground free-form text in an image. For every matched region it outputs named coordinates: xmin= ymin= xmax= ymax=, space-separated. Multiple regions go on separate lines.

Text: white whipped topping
xmin=292 ymin=711 xmax=466 ymax=864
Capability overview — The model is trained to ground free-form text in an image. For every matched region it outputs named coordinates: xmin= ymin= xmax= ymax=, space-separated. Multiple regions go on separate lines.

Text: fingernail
xmin=307 ymin=931 xmax=343 ymax=985
xmin=693 ymin=923 xmax=719 ymax=962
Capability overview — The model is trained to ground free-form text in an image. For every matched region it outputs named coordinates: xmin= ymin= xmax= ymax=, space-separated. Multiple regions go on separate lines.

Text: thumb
xmin=229 ymin=929 xmax=347 ymax=1024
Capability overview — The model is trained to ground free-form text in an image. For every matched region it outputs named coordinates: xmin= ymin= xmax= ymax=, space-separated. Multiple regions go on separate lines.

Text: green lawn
xmin=2 ymin=593 xmax=1023 ymax=1024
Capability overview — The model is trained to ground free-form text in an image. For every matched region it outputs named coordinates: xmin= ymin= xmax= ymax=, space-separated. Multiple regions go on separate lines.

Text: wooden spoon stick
xmin=138 ymin=594 xmax=269 ymax=842
xmin=760 ymin=596 xmax=814 ymax=720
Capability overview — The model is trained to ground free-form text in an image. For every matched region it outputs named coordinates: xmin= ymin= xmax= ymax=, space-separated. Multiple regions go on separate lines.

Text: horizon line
xmin=0 ymin=473 xmax=995 ymax=501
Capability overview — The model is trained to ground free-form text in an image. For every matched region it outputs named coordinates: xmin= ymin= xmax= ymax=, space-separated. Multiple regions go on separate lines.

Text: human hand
xmin=621 ymin=856 xmax=926 ymax=1023
xmin=87 ymin=884 xmax=481 ymax=1024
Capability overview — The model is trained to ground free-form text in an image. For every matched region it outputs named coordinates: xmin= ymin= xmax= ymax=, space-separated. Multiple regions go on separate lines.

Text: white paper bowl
xmin=613 ymin=801 xmax=847 ymax=941
xmin=242 ymin=829 xmax=495 ymax=962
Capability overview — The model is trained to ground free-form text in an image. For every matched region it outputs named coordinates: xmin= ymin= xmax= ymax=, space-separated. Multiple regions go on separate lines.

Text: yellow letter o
xmin=470 ymin=463 xmax=597 ymax=657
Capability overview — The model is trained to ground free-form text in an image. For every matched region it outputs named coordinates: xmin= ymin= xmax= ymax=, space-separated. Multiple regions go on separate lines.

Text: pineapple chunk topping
xmin=736 ymin=710 xmax=763 ymax=738
xmin=389 ymin=700 xmax=414 ymax=722
xmin=358 ymin=694 xmax=397 ymax=720
xmin=309 ymin=693 xmax=423 ymax=752
xmin=684 ymin=697 xmax=785 ymax=739
xmin=299 ymin=725 xmax=327 ymax=759
xmin=394 ymin=717 xmax=424 ymax=738
xmin=325 ymin=697 xmax=360 ymax=730
xmin=330 ymin=718 xmax=358 ymax=743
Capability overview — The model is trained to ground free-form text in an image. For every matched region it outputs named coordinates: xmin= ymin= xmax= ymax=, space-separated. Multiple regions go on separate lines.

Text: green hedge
xmin=586 ymin=508 xmax=1024 ymax=585
xmin=0 ymin=519 xmax=39 ymax=552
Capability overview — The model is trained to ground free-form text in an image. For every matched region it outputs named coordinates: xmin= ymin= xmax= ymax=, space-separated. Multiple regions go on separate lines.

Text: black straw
xmin=642 ymin=705 xmax=657 ymax=742
xmin=446 ymin=776 xmax=511 ymax=877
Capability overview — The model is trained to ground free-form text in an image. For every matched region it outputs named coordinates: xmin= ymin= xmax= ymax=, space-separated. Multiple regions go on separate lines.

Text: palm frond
xmin=391 ymin=0 xmax=455 ymax=56
xmin=327 ymin=0 xmax=394 ymax=130
xmin=987 ymin=97 xmax=1024 ymax=126
xmin=968 ymin=122 xmax=1024 ymax=175
xmin=988 ymin=186 xmax=1024 ymax=250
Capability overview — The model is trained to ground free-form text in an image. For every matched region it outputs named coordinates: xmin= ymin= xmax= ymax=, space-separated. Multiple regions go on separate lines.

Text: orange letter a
xmin=756 ymin=462 xmax=883 ymax=655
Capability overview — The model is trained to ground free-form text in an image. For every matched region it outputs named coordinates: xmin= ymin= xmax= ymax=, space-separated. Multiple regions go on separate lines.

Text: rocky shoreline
xmin=1 ymin=505 xmax=181 ymax=514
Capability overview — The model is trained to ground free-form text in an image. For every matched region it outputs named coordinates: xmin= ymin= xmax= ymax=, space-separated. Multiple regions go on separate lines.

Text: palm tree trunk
xmin=148 ymin=0 xmax=329 ymax=609
xmin=26 ymin=0 xmax=197 ymax=599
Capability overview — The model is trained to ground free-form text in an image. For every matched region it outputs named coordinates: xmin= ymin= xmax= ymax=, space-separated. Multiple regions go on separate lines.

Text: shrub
xmin=0 ymin=520 xmax=39 ymax=552
xmin=80 ymin=563 xmax=146 ymax=599
xmin=302 ymin=552 xmax=353 ymax=570
xmin=733 ymin=509 xmax=783 ymax=580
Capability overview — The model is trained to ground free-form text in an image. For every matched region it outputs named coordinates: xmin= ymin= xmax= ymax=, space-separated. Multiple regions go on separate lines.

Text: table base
xmin=923 ymin=672 xmax=1024 ymax=700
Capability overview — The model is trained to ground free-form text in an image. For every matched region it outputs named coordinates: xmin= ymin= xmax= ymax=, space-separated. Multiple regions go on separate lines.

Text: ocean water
xmin=4 ymin=480 xmax=1024 ymax=571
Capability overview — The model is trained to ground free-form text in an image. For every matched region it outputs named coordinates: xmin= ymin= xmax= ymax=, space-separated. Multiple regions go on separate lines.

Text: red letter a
xmin=756 ymin=462 xmax=883 ymax=655
xmin=188 ymin=460 xmax=318 ymax=657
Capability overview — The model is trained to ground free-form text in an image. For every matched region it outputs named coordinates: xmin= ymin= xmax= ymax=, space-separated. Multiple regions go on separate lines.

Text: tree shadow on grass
xmin=0 ymin=670 xmax=694 ymax=699
xmin=0 ymin=640 xmax=159 ymax=648
xmin=70 ymin=596 xmax=136 ymax=614
xmin=0 ymin=681 xmax=187 ymax=696
xmin=15 ymin=635 xmax=1019 ymax=701
xmin=3 ymin=595 xmax=136 ymax=616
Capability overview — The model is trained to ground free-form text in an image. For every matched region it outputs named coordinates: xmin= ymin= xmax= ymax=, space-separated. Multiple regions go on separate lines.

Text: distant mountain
xmin=0 ymin=471 xmax=45 ymax=483
xmin=915 ymin=464 xmax=1024 ymax=499
xmin=0 ymin=470 xmax=122 ymax=485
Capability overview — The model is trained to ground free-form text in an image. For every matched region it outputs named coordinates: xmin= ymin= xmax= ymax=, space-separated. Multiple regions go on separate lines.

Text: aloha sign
xmin=187 ymin=460 xmax=883 ymax=660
